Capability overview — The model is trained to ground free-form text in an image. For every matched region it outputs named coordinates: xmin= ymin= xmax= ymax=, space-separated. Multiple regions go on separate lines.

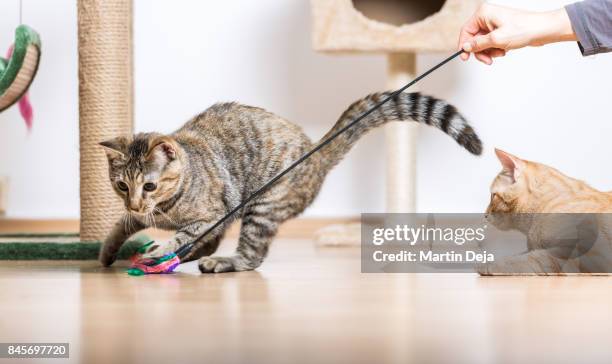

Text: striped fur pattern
xmin=99 ymin=92 xmax=482 ymax=273
xmin=319 ymin=92 xmax=482 ymax=171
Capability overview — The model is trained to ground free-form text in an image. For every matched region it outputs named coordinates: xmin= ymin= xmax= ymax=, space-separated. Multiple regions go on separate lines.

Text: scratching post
xmin=311 ymin=0 xmax=481 ymax=245
xmin=386 ymin=53 xmax=417 ymax=212
xmin=78 ymin=0 xmax=133 ymax=241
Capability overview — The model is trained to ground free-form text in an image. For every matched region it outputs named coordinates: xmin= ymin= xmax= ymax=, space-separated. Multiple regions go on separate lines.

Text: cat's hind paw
xmin=198 ymin=256 xmax=253 ymax=274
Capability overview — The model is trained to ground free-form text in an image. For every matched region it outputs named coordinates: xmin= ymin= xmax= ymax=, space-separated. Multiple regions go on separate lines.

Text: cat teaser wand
xmin=127 ymin=50 xmax=465 ymax=276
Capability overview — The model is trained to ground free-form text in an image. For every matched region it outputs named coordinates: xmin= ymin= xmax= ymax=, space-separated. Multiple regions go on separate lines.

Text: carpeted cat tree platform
xmin=311 ymin=0 xmax=481 ymax=245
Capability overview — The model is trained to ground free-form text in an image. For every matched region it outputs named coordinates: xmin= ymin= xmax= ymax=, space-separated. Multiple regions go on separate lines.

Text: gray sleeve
xmin=565 ymin=0 xmax=612 ymax=56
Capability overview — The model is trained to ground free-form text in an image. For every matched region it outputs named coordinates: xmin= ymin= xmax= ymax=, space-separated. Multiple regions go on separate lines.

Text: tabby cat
xmin=483 ymin=149 xmax=612 ymax=274
xmin=100 ymin=92 xmax=482 ymax=273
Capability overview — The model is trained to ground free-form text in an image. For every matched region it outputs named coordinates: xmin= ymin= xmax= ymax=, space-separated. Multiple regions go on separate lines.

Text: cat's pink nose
xmin=128 ymin=200 xmax=142 ymax=212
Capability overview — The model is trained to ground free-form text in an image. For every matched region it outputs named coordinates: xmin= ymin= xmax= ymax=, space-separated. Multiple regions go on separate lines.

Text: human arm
xmin=458 ymin=3 xmax=576 ymax=64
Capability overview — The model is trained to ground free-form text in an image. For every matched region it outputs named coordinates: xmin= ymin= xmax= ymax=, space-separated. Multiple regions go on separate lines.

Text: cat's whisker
xmin=128 ymin=212 xmax=134 ymax=231
xmin=124 ymin=213 xmax=132 ymax=234
xmin=149 ymin=211 xmax=157 ymax=231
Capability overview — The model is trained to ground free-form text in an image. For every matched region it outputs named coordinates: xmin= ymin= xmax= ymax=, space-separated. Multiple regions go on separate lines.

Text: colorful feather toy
xmin=127 ymin=241 xmax=190 ymax=276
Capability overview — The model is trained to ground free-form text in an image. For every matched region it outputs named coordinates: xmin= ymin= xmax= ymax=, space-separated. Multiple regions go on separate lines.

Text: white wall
xmin=0 ymin=0 xmax=78 ymax=218
xmin=1 ymin=0 xmax=611 ymax=218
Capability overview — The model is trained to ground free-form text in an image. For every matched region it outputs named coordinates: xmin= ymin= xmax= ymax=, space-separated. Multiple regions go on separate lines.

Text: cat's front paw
xmin=476 ymin=261 xmax=515 ymax=276
xmin=198 ymin=256 xmax=253 ymax=274
xmin=475 ymin=262 xmax=494 ymax=276
xmin=99 ymin=249 xmax=118 ymax=267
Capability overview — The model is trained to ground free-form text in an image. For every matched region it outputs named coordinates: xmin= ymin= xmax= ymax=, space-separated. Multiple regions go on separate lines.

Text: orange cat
xmin=482 ymin=149 xmax=612 ymax=275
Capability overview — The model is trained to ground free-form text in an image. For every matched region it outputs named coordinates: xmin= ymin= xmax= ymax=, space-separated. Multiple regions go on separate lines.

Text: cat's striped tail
xmin=317 ymin=92 xmax=482 ymax=171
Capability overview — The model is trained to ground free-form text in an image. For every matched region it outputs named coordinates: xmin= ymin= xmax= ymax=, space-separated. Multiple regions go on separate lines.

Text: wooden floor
xmin=1 ymin=239 xmax=611 ymax=364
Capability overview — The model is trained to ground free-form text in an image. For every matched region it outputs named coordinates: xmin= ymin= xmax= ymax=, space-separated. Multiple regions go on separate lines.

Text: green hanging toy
xmin=0 ymin=24 xmax=41 ymax=129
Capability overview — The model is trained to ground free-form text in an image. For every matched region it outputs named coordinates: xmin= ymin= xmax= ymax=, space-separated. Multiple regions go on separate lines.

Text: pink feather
xmin=18 ymin=93 xmax=33 ymax=130
xmin=6 ymin=45 xmax=34 ymax=131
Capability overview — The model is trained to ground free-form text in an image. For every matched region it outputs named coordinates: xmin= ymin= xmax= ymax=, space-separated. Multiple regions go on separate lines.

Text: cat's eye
xmin=117 ymin=181 xmax=129 ymax=191
xmin=143 ymin=182 xmax=157 ymax=192
xmin=492 ymin=193 xmax=510 ymax=207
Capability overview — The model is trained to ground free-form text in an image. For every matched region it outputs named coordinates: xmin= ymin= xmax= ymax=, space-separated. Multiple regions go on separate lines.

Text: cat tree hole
xmin=352 ymin=0 xmax=446 ymax=26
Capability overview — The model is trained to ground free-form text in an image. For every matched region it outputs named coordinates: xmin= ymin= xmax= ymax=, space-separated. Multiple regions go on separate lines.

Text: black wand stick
xmin=175 ymin=50 xmax=465 ymax=259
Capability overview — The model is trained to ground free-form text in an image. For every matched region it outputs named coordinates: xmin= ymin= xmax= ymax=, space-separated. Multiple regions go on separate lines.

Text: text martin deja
xmin=369 ymin=224 xmax=495 ymax=264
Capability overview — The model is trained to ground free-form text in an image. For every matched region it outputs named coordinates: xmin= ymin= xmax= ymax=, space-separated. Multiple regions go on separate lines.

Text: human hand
xmin=458 ymin=3 xmax=576 ymax=65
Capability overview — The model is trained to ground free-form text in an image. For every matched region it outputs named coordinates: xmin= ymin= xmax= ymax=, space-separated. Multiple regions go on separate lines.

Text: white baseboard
xmin=0 ymin=217 xmax=359 ymax=239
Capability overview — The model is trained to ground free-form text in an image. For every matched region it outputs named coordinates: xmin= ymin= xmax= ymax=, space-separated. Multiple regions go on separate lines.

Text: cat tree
xmin=78 ymin=0 xmax=133 ymax=241
xmin=310 ymin=0 xmax=481 ymax=244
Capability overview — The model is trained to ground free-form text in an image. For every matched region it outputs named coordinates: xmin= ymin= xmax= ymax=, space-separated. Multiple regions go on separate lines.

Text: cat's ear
xmin=147 ymin=136 xmax=178 ymax=163
xmin=99 ymin=136 xmax=129 ymax=160
xmin=495 ymin=148 xmax=525 ymax=182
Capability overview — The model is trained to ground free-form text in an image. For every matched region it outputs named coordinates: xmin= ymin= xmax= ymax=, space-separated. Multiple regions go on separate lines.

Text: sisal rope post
xmin=385 ymin=53 xmax=417 ymax=213
xmin=78 ymin=0 xmax=133 ymax=241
